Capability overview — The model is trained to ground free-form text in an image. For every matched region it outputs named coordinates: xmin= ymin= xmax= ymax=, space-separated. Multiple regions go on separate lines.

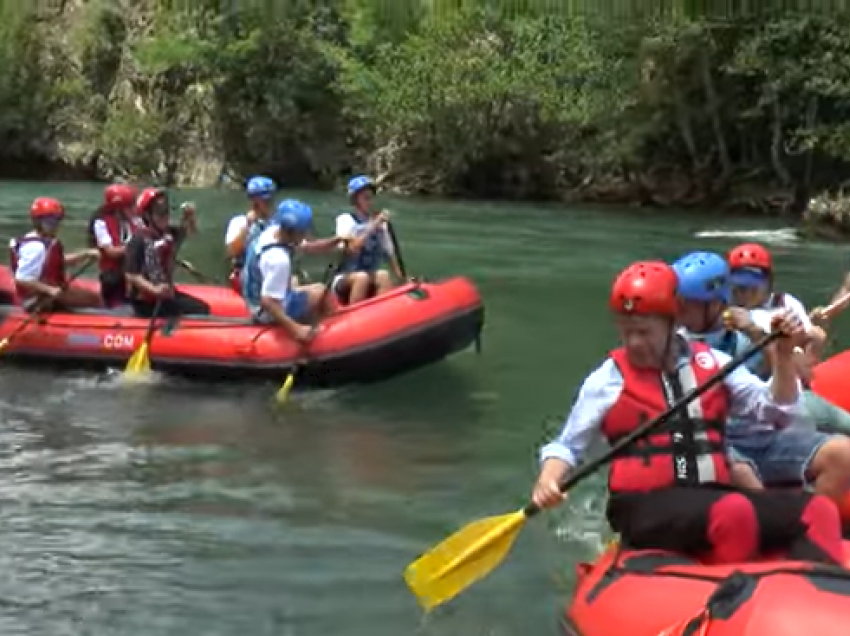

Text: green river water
xmin=0 ymin=180 xmax=846 ymax=635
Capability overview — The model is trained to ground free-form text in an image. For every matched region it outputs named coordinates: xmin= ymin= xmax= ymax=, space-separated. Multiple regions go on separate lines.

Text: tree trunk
xmin=699 ymin=47 xmax=732 ymax=183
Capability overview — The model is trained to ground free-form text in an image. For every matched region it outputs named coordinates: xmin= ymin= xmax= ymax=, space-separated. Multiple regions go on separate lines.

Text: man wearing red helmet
xmin=124 ymin=188 xmax=208 ymax=317
xmin=726 ymin=243 xmax=823 ymax=362
xmin=531 ymin=261 xmax=843 ymax=565
xmin=10 ymin=197 xmax=100 ymax=311
xmin=725 ymin=241 xmax=850 ymax=504
xmin=86 ymin=183 xmax=141 ymax=307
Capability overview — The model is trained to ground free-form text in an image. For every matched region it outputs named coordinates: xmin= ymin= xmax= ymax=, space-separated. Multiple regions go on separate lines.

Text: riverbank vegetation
xmin=3 ymin=1 xmax=850 ymax=222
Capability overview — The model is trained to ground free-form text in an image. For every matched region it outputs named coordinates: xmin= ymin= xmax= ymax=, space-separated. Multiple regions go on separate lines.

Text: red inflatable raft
xmin=0 ymin=267 xmax=484 ymax=385
xmin=565 ymin=545 xmax=850 ymax=636
xmin=811 ymin=350 xmax=850 ymax=413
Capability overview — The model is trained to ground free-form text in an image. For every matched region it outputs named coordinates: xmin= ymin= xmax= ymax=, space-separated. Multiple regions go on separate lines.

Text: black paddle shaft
xmin=386 ymin=222 xmax=407 ymax=279
xmin=142 ymin=300 xmax=164 ymax=345
xmin=523 ymin=330 xmax=783 ymax=517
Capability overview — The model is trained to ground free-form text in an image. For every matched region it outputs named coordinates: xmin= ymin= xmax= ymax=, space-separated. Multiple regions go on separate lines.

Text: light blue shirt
xmin=540 ymin=337 xmax=802 ymax=468
xmin=680 ymin=326 xmax=774 ymax=434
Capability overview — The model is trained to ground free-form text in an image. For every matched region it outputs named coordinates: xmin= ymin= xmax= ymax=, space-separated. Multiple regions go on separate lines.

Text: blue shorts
xmin=284 ymin=289 xmax=309 ymax=321
xmin=251 ymin=290 xmax=310 ymax=324
xmin=729 ymin=427 xmax=831 ymax=486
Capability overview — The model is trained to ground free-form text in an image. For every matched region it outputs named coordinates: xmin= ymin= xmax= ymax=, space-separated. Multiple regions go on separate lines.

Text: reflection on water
xmin=0 ymin=361 xmax=512 ymax=636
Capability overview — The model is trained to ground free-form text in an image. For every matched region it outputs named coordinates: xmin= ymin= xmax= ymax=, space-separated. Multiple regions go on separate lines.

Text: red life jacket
xmin=9 ymin=234 xmax=66 ymax=300
xmin=601 ymin=341 xmax=730 ymax=493
xmin=90 ymin=211 xmax=133 ymax=273
xmin=131 ymin=227 xmax=176 ymax=303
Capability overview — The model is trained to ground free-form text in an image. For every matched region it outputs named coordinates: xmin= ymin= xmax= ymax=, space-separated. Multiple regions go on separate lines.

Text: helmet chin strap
xmin=701 ymin=303 xmax=723 ymax=334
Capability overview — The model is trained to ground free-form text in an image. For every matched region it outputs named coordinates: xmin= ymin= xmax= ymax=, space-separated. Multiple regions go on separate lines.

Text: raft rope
xmin=656 ymin=609 xmax=710 ymax=636
xmin=16 ymin=319 xmax=260 ymax=332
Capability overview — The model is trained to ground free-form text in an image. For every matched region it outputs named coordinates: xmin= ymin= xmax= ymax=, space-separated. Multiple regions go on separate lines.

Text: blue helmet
xmin=672 ymin=251 xmax=731 ymax=303
xmin=347 ymin=175 xmax=374 ymax=198
xmin=246 ymin=176 xmax=276 ymax=200
xmin=273 ymin=199 xmax=313 ymax=231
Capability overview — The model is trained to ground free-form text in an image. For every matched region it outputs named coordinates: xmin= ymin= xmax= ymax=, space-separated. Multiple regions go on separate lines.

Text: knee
xmin=308 ymin=284 xmax=324 ymax=302
xmin=731 ymin=462 xmax=763 ymax=490
xmin=352 ymin=272 xmax=370 ymax=284
xmin=814 ymin=437 xmax=850 ymax=473
xmin=375 ymin=270 xmax=392 ymax=285
xmin=709 ymin=493 xmax=757 ymax=530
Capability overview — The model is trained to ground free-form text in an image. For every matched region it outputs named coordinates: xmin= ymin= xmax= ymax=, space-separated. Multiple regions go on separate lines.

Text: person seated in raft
xmin=10 ymin=197 xmax=101 ymax=312
xmin=124 ymin=188 xmax=209 ymax=318
xmin=674 ymin=250 xmax=850 ymax=503
xmin=727 ymin=243 xmax=850 ymax=441
xmin=531 ymin=260 xmax=844 ymax=566
xmin=728 ymin=243 xmax=825 ymax=373
xmin=225 ymin=176 xmax=276 ymax=294
xmin=671 ymin=251 xmax=765 ymax=491
xmin=87 ymin=183 xmax=140 ymax=307
xmin=242 ymin=200 xmax=333 ymax=344
xmin=332 ymin=175 xmax=404 ymax=305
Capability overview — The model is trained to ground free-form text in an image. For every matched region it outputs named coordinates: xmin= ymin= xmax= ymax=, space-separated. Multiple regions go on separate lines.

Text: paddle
xmin=177 ymin=258 xmax=219 ymax=285
xmin=403 ymin=330 xmax=782 ymax=611
xmin=0 ymin=258 xmax=97 ymax=353
xmin=386 ymin=219 xmax=407 ymax=279
xmin=276 ymin=260 xmax=342 ymax=404
xmin=123 ymin=300 xmax=163 ymax=375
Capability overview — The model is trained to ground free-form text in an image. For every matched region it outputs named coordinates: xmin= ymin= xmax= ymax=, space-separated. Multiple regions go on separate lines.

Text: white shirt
xmin=92 ymin=219 xmax=114 ymax=247
xmin=92 ymin=218 xmax=134 ymax=248
xmin=539 ymin=342 xmax=802 ymax=468
xmin=255 ymin=227 xmax=292 ymax=301
xmin=750 ymin=293 xmax=811 ymax=332
xmin=335 ymin=212 xmax=394 ymax=256
xmin=12 ymin=233 xmax=48 ymax=281
xmin=225 ymin=214 xmax=248 ymax=246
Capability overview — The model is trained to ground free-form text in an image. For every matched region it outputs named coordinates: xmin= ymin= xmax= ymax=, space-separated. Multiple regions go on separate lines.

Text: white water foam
xmin=693 ymin=227 xmax=799 ymax=245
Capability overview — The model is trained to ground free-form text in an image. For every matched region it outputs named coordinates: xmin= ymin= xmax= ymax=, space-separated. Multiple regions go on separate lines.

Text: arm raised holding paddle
xmin=404 ymin=261 xmax=843 ymax=612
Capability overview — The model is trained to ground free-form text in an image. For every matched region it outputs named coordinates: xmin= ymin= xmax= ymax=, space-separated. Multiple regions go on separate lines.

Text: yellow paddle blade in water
xmin=404 ymin=508 xmax=529 ymax=611
xmin=0 ymin=338 xmax=10 ymax=353
xmin=275 ymin=371 xmax=296 ymax=404
xmin=124 ymin=342 xmax=151 ymax=375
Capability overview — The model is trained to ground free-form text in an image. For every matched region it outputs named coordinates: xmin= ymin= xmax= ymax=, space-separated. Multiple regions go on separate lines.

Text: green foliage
xmin=3 ymin=0 xmax=850 ymax=207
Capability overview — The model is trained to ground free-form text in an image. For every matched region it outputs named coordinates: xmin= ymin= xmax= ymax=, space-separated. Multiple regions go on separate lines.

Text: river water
xmin=0 ymin=181 xmax=846 ymax=635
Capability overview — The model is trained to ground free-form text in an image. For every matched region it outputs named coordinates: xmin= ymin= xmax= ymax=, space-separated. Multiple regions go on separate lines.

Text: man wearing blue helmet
xmin=225 ymin=176 xmax=276 ymax=294
xmin=673 ymin=251 xmax=850 ymax=506
xmin=673 ymin=251 xmax=767 ymax=490
xmin=333 ymin=175 xmax=402 ymax=305
xmin=242 ymin=199 xmax=331 ymax=342
xmin=674 ymin=251 xmax=770 ymax=375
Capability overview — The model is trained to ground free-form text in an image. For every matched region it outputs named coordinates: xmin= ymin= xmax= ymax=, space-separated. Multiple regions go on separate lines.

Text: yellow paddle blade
xmin=275 ymin=371 xmax=295 ymax=403
xmin=124 ymin=342 xmax=151 ymax=375
xmin=404 ymin=508 xmax=528 ymax=611
xmin=0 ymin=338 xmax=9 ymax=353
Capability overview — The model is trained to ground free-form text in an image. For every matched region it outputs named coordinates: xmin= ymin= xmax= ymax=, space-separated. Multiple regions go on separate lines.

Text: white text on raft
xmin=103 ymin=334 xmax=135 ymax=349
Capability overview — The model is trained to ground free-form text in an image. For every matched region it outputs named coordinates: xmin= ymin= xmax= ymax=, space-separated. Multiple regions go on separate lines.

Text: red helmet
xmin=135 ymin=187 xmax=167 ymax=216
xmin=609 ymin=261 xmax=678 ymax=317
xmin=728 ymin=243 xmax=772 ymax=272
xmin=104 ymin=184 xmax=138 ymax=210
xmin=30 ymin=197 xmax=65 ymax=220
